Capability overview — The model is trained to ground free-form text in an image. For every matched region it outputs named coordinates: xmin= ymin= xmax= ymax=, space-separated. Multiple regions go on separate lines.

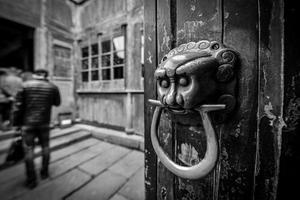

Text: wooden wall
xmin=75 ymin=0 xmax=144 ymax=135
xmin=0 ymin=0 xmax=41 ymax=28
xmin=45 ymin=0 xmax=75 ymax=123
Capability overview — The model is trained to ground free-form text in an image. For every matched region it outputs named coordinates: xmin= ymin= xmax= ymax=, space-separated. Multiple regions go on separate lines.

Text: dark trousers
xmin=22 ymin=126 xmax=50 ymax=182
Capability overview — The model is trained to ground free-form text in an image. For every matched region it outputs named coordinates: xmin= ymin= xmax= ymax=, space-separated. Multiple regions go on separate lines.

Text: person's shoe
xmin=40 ymin=169 xmax=49 ymax=180
xmin=25 ymin=180 xmax=37 ymax=189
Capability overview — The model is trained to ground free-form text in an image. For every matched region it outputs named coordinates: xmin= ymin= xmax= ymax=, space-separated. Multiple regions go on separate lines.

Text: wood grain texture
xmin=255 ymin=0 xmax=285 ymax=199
xmin=176 ymin=0 xmax=222 ymax=45
xmin=0 ymin=0 xmax=41 ymax=28
xmin=278 ymin=1 xmax=300 ymax=199
xmin=144 ymin=0 xmax=158 ymax=199
xmin=220 ymin=0 xmax=258 ymax=199
xmin=174 ymin=0 xmax=222 ymax=199
xmin=156 ymin=0 xmax=176 ymax=199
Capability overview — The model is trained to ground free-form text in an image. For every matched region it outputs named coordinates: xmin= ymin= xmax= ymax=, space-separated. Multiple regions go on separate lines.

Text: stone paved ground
xmin=0 ymin=137 xmax=145 ymax=200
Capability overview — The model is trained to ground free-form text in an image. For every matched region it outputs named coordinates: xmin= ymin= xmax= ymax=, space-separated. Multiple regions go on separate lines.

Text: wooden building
xmin=75 ymin=0 xmax=144 ymax=135
xmin=0 ymin=0 xmax=144 ymax=135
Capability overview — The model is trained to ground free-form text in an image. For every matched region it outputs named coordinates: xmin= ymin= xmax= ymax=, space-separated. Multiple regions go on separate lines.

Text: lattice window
xmin=80 ymin=26 xmax=126 ymax=82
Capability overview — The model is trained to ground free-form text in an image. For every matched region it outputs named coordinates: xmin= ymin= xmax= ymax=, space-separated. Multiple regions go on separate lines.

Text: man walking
xmin=13 ymin=69 xmax=61 ymax=188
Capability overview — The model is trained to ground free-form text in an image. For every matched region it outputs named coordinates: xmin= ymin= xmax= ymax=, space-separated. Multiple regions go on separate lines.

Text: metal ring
xmin=150 ymin=104 xmax=225 ymax=179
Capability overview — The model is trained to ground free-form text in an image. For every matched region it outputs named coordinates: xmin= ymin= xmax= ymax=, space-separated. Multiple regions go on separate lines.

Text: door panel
xmin=255 ymin=0 xmax=284 ymax=199
xmin=174 ymin=1 xmax=222 ymax=200
xmin=156 ymin=1 xmax=175 ymax=199
xmin=219 ymin=0 xmax=258 ymax=199
xmin=176 ymin=0 xmax=222 ymax=44
xmin=144 ymin=1 xmax=158 ymax=199
xmin=144 ymin=0 xmax=284 ymax=199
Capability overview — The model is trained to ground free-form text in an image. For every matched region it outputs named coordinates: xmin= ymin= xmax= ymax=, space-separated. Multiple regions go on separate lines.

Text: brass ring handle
xmin=150 ymin=101 xmax=225 ymax=179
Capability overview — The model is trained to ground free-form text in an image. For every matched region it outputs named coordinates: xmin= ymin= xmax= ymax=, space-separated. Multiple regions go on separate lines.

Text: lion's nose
xmin=165 ymin=83 xmax=176 ymax=105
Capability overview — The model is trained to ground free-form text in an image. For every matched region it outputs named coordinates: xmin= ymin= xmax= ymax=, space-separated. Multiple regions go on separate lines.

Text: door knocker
xmin=149 ymin=40 xmax=239 ymax=179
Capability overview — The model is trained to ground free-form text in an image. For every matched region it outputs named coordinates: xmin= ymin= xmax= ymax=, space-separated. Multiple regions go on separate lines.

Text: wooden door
xmin=144 ymin=0 xmax=291 ymax=200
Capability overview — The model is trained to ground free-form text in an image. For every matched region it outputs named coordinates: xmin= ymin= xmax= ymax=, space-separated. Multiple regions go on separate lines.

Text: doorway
xmin=0 ymin=17 xmax=34 ymax=72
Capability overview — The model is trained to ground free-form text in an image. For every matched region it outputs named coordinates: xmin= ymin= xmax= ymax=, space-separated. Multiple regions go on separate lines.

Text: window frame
xmin=100 ymin=36 xmax=113 ymax=82
xmin=99 ymin=30 xmax=126 ymax=82
xmin=90 ymin=43 xmax=100 ymax=81
xmin=81 ymin=45 xmax=90 ymax=82
xmin=79 ymin=25 xmax=126 ymax=84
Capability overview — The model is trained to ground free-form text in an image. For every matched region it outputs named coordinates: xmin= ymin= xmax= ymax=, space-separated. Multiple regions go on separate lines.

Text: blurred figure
xmin=2 ymin=67 xmax=23 ymax=97
xmin=13 ymin=69 xmax=61 ymax=189
xmin=20 ymin=71 xmax=33 ymax=82
xmin=0 ymin=67 xmax=22 ymax=130
xmin=0 ymin=69 xmax=9 ymax=130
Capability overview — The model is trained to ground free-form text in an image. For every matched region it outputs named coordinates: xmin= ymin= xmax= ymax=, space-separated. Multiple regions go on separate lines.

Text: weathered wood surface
xmin=220 ymin=0 xmax=258 ymax=199
xmin=0 ymin=0 xmax=41 ymax=28
xmin=145 ymin=0 xmax=290 ymax=199
xmin=278 ymin=0 xmax=300 ymax=199
xmin=156 ymin=0 xmax=175 ymax=199
xmin=255 ymin=0 xmax=285 ymax=199
xmin=144 ymin=0 xmax=158 ymax=199
xmin=174 ymin=0 xmax=222 ymax=199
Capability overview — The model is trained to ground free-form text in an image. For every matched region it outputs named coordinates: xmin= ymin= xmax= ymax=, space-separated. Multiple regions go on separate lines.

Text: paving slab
xmin=79 ymin=146 xmax=131 ymax=176
xmin=50 ymin=138 xmax=100 ymax=162
xmin=0 ymin=138 xmax=99 ymax=184
xmin=118 ymin=167 xmax=145 ymax=200
xmin=0 ymin=130 xmax=92 ymax=171
xmin=0 ymin=170 xmax=28 ymax=200
xmin=109 ymin=151 xmax=144 ymax=178
xmin=0 ymin=125 xmax=146 ymax=200
xmin=50 ymin=148 xmax=99 ymax=178
xmin=0 ymin=158 xmax=46 ymax=200
xmin=66 ymin=170 xmax=127 ymax=200
xmin=0 ymin=158 xmax=40 ymax=184
xmin=0 ymin=140 xmax=101 ymax=199
xmin=87 ymin=141 xmax=115 ymax=154
xmin=109 ymin=194 xmax=129 ymax=200
xmin=35 ymin=130 xmax=91 ymax=154
xmin=0 ymin=127 xmax=85 ymax=154
xmin=0 ymin=139 xmax=13 ymax=154
xmin=16 ymin=169 xmax=91 ymax=200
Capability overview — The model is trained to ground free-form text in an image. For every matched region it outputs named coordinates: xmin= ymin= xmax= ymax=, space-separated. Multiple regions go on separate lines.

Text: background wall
xmin=75 ymin=0 xmax=144 ymax=135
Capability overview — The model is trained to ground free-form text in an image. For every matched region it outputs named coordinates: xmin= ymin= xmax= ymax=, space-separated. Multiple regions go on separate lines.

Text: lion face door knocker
xmin=149 ymin=40 xmax=238 ymax=179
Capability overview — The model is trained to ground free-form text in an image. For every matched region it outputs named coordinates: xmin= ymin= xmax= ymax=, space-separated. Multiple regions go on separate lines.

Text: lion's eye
xmin=179 ymin=77 xmax=188 ymax=86
xmin=160 ymin=79 xmax=169 ymax=88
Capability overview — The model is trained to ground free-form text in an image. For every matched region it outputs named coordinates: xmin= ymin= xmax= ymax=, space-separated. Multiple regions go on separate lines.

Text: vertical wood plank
xmin=221 ymin=0 xmax=258 ymax=199
xmin=157 ymin=112 xmax=175 ymax=200
xmin=176 ymin=0 xmax=222 ymax=45
xmin=255 ymin=0 xmax=285 ymax=199
xmin=144 ymin=0 xmax=158 ymax=199
xmin=156 ymin=0 xmax=175 ymax=199
xmin=278 ymin=0 xmax=300 ymax=199
xmin=174 ymin=0 xmax=222 ymax=199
